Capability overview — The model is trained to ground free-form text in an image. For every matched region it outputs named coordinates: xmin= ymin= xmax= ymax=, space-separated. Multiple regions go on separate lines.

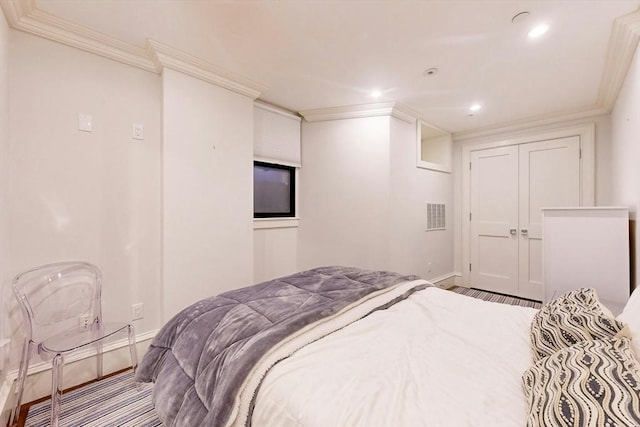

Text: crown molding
xmin=453 ymin=11 xmax=640 ymax=139
xmin=300 ymin=102 xmax=418 ymax=123
xmin=1 ymin=0 xmax=638 ymax=130
xmin=300 ymin=102 xmax=397 ymax=122
xmin=0 ymin=0 xmax=156 ymax=72
xmin=0 ymin=0 xmax=263 ymax=99
xmin=453 ymin=9 xmax=639 ymax=142
xmin=254 ymin=100 xmax=302 ymax=122
xmin=0 ymin=0 xmax=28 ymax=26
xmin=596 ymin=9 xmax=640 ymax=111
xmin=298 ymin=7 xmax=640 ymax=132
xmin=390 ymin=104 xmax=420 ymax=124
xmin=453 ymin=105 xmax=608 ymax=142
xmin=147 ymin=40 xmax=263 ymax=99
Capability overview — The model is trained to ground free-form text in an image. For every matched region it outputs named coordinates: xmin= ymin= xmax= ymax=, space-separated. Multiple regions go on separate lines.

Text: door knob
xmin=510 ymin=229 xmax=517 ymax=235
xmin=521 ymin=229 xmax=528 ymax=235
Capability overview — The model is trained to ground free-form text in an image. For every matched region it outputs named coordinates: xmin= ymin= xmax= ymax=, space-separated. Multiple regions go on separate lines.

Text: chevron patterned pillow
xmin=522 ymin=337 xmax=640 ymax=427
xmin=530 ymin=288 xmax=628 ymax=361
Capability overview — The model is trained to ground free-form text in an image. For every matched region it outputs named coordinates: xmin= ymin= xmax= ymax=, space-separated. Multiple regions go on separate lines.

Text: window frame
xmin=253 ymin=160 xmax=297 ymax=219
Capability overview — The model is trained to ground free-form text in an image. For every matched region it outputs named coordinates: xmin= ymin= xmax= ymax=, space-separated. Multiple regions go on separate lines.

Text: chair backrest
xmin=12 ymin=262 xmax=103 ymax=343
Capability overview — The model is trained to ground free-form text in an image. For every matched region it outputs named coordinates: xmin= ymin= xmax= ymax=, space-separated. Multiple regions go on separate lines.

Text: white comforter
xmin=252 ymin=286 xmax=538 ymax=427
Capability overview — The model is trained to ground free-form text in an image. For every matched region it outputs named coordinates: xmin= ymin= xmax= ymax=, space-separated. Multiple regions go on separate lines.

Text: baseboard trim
xmin=429 ymin=272 xmax=461 ymax=289
xmin=0 ymin=328 xmax=158 ymax=422
xmin=8 ymin=329 xmax=159 ymax=378
xmin=454 ymin=274 xmax=464 ymax=287
xmin=0 ymin=373 xmax=11 ymax=426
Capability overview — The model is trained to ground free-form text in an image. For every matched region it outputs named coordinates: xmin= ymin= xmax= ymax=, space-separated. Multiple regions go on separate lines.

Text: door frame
xmin=460 ymin=123 xmax=595 ymax=288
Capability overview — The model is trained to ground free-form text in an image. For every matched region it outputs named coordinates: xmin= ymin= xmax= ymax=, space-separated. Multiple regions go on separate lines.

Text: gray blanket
xmin=136 ymin=266 xmax=425 ymax=426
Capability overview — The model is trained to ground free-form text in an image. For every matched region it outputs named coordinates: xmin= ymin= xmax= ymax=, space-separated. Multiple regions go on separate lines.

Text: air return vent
xmin=426 ymin=203 xmax=446 ymax=231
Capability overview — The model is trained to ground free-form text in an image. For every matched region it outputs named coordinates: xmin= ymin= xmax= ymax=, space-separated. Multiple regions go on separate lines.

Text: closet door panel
xmin=470 ymin=146 xmax=519 ymax=295
xmin=518 ymin=136 xmax=580 ymax=300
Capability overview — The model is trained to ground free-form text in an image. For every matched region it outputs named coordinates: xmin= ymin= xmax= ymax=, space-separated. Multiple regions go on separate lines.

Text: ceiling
xmin=30 ymin=0 xmax=640 ymax=133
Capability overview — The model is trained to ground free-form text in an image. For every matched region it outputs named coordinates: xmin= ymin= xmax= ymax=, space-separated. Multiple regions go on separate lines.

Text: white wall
xmin=298 ymin=115 xmax=455 ymax=279
xmin=389 ymin=118 xmax=454 ymax=279
xmin=5 ymin=30 xmax=162 ymax=380
xmin=0 ymin=2 xmax=10 ymax=391
xmin=610 ymin=43 xmax=640 ymax=289
xmin=252 ymin=104 xmax=301 ymax=283
xmin=298 ymin=116 xmax=391 ymax=270
xmin=2 ymin=30 xmax=258 ymax=406
xmin=162 ymin=68 xmax=254 ymax=320
xmin=254 ymin=227 xmax=298 ymax=282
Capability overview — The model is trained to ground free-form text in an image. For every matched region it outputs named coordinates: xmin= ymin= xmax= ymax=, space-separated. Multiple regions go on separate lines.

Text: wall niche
xmin=416 ymin=120 xmax=452 ymax=173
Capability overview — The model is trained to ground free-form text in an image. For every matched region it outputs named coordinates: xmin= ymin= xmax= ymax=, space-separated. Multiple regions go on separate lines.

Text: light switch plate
xmin=132 ymin=303 xmax=144 ymax=320
xmin=133 ymin=123 xmax=144 ymax=140
xmin=78 ymin=114 xmax=92 ymax=132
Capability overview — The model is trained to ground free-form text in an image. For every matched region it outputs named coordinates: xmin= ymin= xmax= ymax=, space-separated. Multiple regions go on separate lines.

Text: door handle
xmin=510 ymin=229 xmax=517 ymax=236
xmin=521 ymin=229 xmax=528 ymax=236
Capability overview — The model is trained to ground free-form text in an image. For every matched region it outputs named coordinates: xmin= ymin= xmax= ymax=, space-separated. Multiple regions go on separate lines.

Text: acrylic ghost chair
xmin=9 ymin=261 xmax=137 ymax=427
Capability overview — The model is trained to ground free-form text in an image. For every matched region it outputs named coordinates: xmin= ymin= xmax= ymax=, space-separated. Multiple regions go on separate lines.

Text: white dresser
xmin=542 ymin=207 xmax=630 ymax=315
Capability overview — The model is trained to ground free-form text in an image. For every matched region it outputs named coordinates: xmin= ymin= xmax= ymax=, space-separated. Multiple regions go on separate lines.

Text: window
xmin=416 ymin=120 xmax=452 ymax=173
xmin=254 ymin=161 xmax=296 ymax=218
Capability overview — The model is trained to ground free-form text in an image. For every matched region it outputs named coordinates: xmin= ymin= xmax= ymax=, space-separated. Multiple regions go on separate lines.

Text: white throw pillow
xmin=617 ymin=286 xmax=640 ymax=358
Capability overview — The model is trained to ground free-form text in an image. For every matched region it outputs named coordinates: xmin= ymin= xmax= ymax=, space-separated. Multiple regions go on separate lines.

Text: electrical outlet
xmin=132 ymin=303 xmax=144 ymax=320
xmin=79 ymin=315 xmax=90 ymax=329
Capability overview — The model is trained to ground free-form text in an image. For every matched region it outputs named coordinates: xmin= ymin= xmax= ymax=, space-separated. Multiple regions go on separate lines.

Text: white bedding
xmin=252 ymin=286 xmax=538 ymax=427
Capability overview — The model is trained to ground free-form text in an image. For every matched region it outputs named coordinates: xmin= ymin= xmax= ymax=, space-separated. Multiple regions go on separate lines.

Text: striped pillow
xmin=522 ymin=337 xmax=640 ymax=427
xmin=547 ymin=288 xmax=614 ymax=316
xmin=530 ymin=288 xmax=627 ymax=361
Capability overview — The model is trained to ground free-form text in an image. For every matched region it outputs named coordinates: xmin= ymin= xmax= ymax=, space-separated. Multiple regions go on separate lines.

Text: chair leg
xmin=96 ymin=339 xmax=103 ymax=379
xmin=50 ymin=354 xmax=64 ymax=427
xmin=9 ymin=339 xmax=32 ymax=426
xmin=127 ymin=324 xmax=138 ymax=373
xmin=127 ymin=325 xmax=143 ymax=391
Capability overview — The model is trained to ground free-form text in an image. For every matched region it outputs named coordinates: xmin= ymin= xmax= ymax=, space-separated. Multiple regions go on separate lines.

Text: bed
xmin=136 ymin=266 xmax=640 ymax=427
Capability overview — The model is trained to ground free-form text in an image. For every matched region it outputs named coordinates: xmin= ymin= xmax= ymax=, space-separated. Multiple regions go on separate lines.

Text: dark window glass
xmin=254 ymin=161 xmax=295 ymax=218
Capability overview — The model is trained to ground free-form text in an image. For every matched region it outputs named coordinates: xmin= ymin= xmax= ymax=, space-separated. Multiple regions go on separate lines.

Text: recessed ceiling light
xmin=371 ymin=90 xmax=382 ymax=99
xmin=528 ymin=23 xmax=549 ymax=39
xmin=511 ymin=11 xmax=530 ymax=24
xmin=423 ymin=67 xmax=438 ymax=77
xmin=470 ymin=103 xmax=482 ymax=112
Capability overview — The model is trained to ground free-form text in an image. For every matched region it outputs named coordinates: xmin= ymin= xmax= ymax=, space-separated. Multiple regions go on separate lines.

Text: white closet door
xmin=518 ymin=136 xmax=580 ymax=300
xmin=470 ymin=146 xmax=519 ymax=295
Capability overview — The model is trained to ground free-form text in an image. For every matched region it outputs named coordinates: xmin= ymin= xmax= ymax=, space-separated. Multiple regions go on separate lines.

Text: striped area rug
xmin=449 ymin=286 xmax=542 ymax=309
xmin=25 ymin=370 xmax=160 ymax=427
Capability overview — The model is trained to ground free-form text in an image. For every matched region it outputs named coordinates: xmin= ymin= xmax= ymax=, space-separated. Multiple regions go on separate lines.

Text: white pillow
xmin=617 ymin=286 xmax=640 ymax=358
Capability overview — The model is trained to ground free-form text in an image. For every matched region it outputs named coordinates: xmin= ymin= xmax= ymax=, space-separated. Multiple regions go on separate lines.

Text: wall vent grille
xmin=426 ymin=203 xmax=446 ymax=231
